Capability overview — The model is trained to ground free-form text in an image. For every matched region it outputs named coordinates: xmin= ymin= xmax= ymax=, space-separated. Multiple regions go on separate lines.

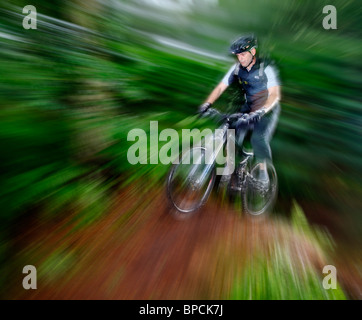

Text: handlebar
xmin=200 ymin=107 xmax=265 ymax=125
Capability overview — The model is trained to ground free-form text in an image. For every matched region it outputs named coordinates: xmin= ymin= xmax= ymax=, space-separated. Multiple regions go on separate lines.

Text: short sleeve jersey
xmin=221 ymin=58 xmax=280 ymax=111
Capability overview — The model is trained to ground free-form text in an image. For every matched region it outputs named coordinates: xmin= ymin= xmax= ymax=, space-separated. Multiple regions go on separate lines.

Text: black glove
xmin=234 ymin=113 xmax=250 ymax=126
xmin=198 ymin=102 xmax=212 ymax=114
xmin=250 ymin=108 xmax=266 ymax=123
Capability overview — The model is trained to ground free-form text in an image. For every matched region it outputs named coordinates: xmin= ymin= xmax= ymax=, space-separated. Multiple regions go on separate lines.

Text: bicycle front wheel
xmin=167 ymin=146 xmax=216 ymax=215
xmin=242 ymin=162 xmax=278 ymax=216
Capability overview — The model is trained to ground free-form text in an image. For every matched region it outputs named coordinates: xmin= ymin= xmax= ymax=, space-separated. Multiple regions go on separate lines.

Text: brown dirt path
xmin=5 ymin=185 xmax=361 ymax=300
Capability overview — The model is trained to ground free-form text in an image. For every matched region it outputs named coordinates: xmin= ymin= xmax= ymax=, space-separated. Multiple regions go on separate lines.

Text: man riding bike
xmin=198 ymin=34 xmax=281 ymax=188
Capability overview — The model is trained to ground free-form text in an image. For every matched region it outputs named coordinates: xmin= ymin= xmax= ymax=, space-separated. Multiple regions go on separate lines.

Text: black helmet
xmin=229 ymin=34 xmax=257 ymax=54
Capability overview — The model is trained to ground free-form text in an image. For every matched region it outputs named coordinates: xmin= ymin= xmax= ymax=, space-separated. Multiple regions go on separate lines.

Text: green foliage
xmin=231 ymin=248 xmax=347 ymax=300
xmin=231 ymin=202 xmax=347 ymax=299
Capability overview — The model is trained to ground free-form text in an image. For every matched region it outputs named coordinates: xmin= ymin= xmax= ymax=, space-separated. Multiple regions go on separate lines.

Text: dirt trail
xmin=6 ymin=185 xmax=362 ymax=300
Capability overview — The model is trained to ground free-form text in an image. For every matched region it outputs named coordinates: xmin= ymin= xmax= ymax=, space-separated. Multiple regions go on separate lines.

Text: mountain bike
xmin=166 ymin=107 xmax=278 ymax=218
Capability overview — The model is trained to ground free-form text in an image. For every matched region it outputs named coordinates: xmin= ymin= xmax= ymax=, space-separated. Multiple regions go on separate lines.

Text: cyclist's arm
xmin=262 ymin=85 xmax=281 ymax=113
xmin=204 ymin=81 xmax=229 ymax=104
xmin=203 ymin=63 xmax=237 ymax=104
xmin=262 ymin=64 xmax=281 ymax=113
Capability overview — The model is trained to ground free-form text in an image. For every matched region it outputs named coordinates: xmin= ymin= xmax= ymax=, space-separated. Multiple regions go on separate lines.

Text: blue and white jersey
xmin=221 ymin=58 xmax=280 ymax=111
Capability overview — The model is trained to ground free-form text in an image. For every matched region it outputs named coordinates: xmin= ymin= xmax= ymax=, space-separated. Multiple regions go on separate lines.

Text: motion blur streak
xmin=0 ymin=0 xmax=361 ymax=299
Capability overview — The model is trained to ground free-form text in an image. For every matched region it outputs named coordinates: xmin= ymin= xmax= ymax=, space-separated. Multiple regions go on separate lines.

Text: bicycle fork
xmin=186 ymin=127 xmax=228 ymax=190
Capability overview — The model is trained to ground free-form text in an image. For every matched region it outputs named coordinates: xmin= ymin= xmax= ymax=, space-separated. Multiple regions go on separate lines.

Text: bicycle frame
xmin=195 ymin=114 xmax=255 ymax=184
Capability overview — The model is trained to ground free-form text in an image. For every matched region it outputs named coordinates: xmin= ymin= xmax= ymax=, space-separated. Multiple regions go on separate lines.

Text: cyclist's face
xmin=236 ymin=50 xmax=254 ymax=67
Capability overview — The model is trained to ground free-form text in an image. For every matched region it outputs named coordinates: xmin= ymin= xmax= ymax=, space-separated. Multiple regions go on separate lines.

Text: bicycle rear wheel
xmin=167 ymin=146 xmax=216 ymax=216
xmin=242 ymin=162 xmax=278 ymax=216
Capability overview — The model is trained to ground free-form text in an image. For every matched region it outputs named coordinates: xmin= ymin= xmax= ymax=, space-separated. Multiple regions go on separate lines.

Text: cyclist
xmin=198 ymin=34 xmax=281 ymax=188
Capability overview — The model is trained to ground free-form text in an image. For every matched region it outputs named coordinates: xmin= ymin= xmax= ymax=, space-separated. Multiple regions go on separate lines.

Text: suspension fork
xmin=186 ymin=123 xmax=229 ymax=188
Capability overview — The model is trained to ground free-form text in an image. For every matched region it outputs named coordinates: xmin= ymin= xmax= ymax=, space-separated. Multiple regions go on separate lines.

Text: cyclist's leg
xmin=250 ymin=104 xmax=280 ymax=181
xmin=251 ymin=103 xmax=280 ymax=163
